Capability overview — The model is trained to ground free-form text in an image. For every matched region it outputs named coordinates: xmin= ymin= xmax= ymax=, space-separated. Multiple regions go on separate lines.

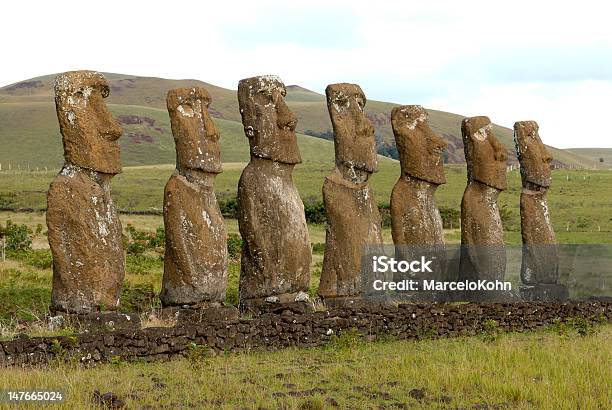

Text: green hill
xmin=566 ymin=148 xmax=612 ymax=169
xmin=0 ymin=72 xmax=600 ymax=169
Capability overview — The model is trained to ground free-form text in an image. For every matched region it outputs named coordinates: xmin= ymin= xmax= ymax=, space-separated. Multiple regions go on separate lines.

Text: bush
xmin=303 ymin=200 xmax=326 ymax=224
xmin=124 ymin=224 xmax=165 ymax=255
xmin=120 ymin=282 xmax=158 ymax=312
xmin=218 ymin=197 xmax=239 ymax=218
xmin=227 ymin=233 xmax=242 ymax=259
xmin=378 ymin=203 xmax=392 ymax=228
xmin=328 ymin=328 xmax=362 ymax=351
xmin=0 ymin=220 xmax=32 ymax=251
xmin=8 ymin=249 xmax=53 ymax=270
xmin=439 ymin=206 xmax=460 ymax=229
xmin=312 ymin=243 xmax=325 ymax=254
xmin=186 ymin=342 xmax=211 ymax=368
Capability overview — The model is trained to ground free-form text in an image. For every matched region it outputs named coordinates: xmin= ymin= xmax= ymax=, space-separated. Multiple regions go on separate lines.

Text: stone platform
xmin=1 ymin=301 xmax=609 ymax=367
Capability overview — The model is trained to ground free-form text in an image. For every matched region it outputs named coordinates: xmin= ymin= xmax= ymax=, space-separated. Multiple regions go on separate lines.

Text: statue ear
xmin=244 ymin=126 xmax=255 ymax=139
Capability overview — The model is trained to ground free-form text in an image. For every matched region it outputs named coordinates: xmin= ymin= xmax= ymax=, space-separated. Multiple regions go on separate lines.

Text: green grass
xmin=2 ymin=166 xmax=611 ymax=236
xmin=0 ymin=325 xmax=609 ymax=409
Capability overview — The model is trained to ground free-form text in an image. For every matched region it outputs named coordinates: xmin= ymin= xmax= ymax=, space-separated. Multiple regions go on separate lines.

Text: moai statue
xmin=459 ymin=116 xmax=508 ymax=299
xmin=47 ymin=71 xmax=124 ymax=314
xmin=237 ymin=75 xmax=312 ymax=312
xmin=319 ymin=83 xmax=384 ymax=305
xmin=390 ymin=106 xmax=448 ymax=295
xmin=514 ymin=121 xmax=567 ymax=300
xmin=160 ymin=87 xmax=231 ymax=310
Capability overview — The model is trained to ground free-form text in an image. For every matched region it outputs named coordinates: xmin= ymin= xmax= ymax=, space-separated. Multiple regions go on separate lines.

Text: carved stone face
xmin=514 ymin=121 xmax=552 ymax=188
xmin=391 ymin=105 xmax=447 ymax=185
xmin=167 ymin=87 xmax=221 ymax=173
xmin=237 ymin=76 xmax=301 ymax=164
xmin=462 ymin=116 xmax=507 ymax=191
xmin=54 ymin=71 xmax=122 ymax=174
xmin=326 ymin=83 xmax=377 ymax=175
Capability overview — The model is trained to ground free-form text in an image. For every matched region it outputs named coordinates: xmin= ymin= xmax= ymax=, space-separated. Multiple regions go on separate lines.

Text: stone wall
xmin=1 ymin=301 xmax=609 ymax=367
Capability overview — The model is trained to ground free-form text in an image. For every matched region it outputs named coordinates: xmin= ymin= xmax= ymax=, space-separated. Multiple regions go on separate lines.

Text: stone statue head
xmin=167 ymin=87 xmax=222 ymax=174
xmin=54 ymin=71 xmax=122 ymax=174
xmin=391 ymin=105 xmax=447 ymax=185
xmin=237 ymin=75 xmax=301 ymax=164
xmin=326 ymin=83 xmax=377 ymax=180
xmin=514 ymin=121 xmax=552 ymax=188
xmin=462 ymin=116 xmax=507 ymax=191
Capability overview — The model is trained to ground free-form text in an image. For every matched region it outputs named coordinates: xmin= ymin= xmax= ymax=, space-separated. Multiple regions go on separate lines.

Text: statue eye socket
xmin=335 ymin=96 xmax=348 ymax=106
xmin=355 ymin=98 xmax=365 ymax=109
xmin=176 ymin=104 xmax=195 ymax=117
xmin=257 ymin=89 xmax=273 ymax=98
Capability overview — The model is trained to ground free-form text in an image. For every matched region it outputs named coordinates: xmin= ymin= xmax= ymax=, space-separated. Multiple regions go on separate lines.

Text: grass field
xmin=0 ymin=324 xmax=610 ymax=409
xmin=2 ymin=165 xmax=611 ymax=236
xmin=0 ymin=168 xmax=610 ymax=409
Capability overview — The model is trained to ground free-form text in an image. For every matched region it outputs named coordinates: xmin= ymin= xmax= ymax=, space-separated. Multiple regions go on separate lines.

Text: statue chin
xmin=338 ymin=163 xmax=371 ymax=184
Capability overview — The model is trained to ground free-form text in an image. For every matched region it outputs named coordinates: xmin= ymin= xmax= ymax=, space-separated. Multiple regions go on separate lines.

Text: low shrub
xmin=0 ymin=220 xmax=33 ymax=251
xmin=439 ymin=206 xmax=461 ymax=230
xmin=120 ymin=283 xmax=158 ymax=312
xmin=227 ymin=233 xmax=242 ymax=259
xmin=304 ymin=200 xmax=326 ymax=225
xmin=124 ymin=224 xmax=165 ymax=255
xmin=218 ymin=197 xmax=239 ymax=218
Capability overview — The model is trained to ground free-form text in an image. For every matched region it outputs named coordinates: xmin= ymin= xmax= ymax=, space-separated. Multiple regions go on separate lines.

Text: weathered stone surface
xmin=54 ymin=71 xmax=122 ymax=174
xmin=319 ymin=84 xmax=383 ymax=300
xmin=239 ymin=295 xmax=314 ymax=315
xmin=514 ymin=121 xmax=560 ymax=287
xmin=160 ymin=87 xmax=228 ymax=306
xmin=175 ymin=306 xmax=239 ymax=323
xmin=459 ymin=116 xmax=507 ymax=283
xmin=390 ymin=105 xmax=446 ymax=246
xmin=236 ymin=76 xmax=311 ymax=304
xmin=47 ymin=71 xmax=124 ymax=314
xmin=1 ymin=301 xmax=609 ymax=366
xmin=49 ymin=312 xmax=141 ymax=333
xmin=390 ymin=106 xmax=448 ymax=291
xmin=520 ymin=284 xmax=568 ymax=301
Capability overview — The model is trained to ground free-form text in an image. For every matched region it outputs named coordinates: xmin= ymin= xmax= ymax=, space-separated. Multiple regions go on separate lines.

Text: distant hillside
xmin=566 ymin=148 xmax=612 ymax=169
xmin=0 ymin=72 xmax=600 ymax=169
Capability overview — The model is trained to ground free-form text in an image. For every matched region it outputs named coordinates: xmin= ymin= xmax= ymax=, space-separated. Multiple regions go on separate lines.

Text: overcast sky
xmin=2 ymin=0 xmax=612 ymax=148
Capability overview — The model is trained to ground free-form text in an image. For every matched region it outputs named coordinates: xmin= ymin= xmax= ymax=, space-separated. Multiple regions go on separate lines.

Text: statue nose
xmin=276 ymin=99 xmax=297 ymax=131
xmin=357 ymin=116 xmax=374 ymax=137
xmin=204 ymin=112 xmax=220 ymax=141
xmin=434 ymin=136 xmax=448 ymax=150
xmin=104 ymin=118 xmax=123 ymax=141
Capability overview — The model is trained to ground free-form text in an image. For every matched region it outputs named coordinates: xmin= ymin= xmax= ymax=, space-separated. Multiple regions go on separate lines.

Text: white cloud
xmin=426 ymin=80 xmax=612 ymax=148
xmin=2 ymin=0 xmax=612 ymax=147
